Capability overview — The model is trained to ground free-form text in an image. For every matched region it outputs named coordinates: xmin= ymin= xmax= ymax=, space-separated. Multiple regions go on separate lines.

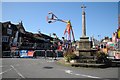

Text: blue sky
xmin=2 ymin=2 xmax=119 ymax=41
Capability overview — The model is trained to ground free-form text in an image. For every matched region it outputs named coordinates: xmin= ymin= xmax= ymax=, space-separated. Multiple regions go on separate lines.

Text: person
xmin=11 ymin=50 xmax=15 ymax=58
xmin=51 ymin=44 xmax=57 ymax=60
xmin=33 ymin=51 xmax=36 ymax=58
xmin=44 ymin=49 xmax=47 ymax=59
xmin=53 ymin=49 xmax=57 ymax=60
xmin=51 ymin=45 xmax=53 ymax=59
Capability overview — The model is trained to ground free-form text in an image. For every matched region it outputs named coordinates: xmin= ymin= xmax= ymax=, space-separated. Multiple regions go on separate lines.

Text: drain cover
xmin=43 ymin=66 xmax=53 ymax=69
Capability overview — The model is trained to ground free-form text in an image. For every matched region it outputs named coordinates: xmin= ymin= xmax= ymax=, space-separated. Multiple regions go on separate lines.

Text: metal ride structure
xmin=46 ymin=12 xmax=75 ymax=42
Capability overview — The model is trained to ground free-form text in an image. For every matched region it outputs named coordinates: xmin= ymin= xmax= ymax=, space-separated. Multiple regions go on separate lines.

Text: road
xmin=0 ymin=58 xmax=119 ymax=80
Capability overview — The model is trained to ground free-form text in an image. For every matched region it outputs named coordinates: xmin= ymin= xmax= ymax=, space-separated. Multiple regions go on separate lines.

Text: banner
xmin=20 ymin=50 xmax=28 ymax=57
xmin=27 ymin=51 xmax=35 ymax=57
xmin=20 ymin=50 xmax=35 ymax=57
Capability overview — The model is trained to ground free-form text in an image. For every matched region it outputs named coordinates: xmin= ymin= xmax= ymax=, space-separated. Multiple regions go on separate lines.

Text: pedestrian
xmin=11 ymin=50 xmax=15 ymax=58
xmin=51 ymin=44 xmax=57 ymax=60
xmin=44 ymin=49 xmax=47 ymax=59
xmin=53 ymin=49 xmax=57 ymax=60
xmin=33 ymin=51 xmax=37 ymax=58
xmin=51 ymin=45 xmax=54 ymax=59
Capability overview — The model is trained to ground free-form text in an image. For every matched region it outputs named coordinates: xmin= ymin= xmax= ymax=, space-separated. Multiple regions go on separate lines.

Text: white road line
xmin=10 ymin=65 xmax=25 ymax=78
xmin=64 ymin=69 xmax=101 ymax=79
xmin=75 ymin=73 xmax=80 ymax=76
xmin=0 ymin=65 xmax=9 ymax=68
xmin=81 ymin=74 xmax=100 ymax=78
xmin=65 ymin=70 xmax=73 ymax=74
xmin=0 ymin=68 xmax=13 ymax=75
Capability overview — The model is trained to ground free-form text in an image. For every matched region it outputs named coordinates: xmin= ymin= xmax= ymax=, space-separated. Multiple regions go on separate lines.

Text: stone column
xmin=81 ymin=5 xmax=86 ymax=37
xmin=82 ymin=11 xmax=86 ymax=37
xmin=80 ymin=5 xmax=89 ymax=41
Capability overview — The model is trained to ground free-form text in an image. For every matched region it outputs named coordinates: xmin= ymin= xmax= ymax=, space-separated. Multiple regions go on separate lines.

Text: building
xmin=1 ymin=21 xmax=58 ymax=51
xmin=0 ymin=22 xmax=2 ymax=57
xmin=19 ymin=32 xmax=54 ymax=50
xmin=1 ymin=21 xmax=25 ymax=51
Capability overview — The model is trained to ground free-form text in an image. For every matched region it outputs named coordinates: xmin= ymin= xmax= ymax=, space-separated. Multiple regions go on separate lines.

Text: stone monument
xmin=74 ymin=5 xmax=96 ymax=57
xmin=80 ymin=5 xmax=89 ymax=41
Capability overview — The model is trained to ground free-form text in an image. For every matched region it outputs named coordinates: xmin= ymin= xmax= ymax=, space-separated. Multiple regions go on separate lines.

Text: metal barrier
xmin=2 ymin=50 xmax=19 ymax=58
xmin=2 ymin=50 xmax=63 ymax=58
xmin=35 ymin=50 xmax=63 ymax=57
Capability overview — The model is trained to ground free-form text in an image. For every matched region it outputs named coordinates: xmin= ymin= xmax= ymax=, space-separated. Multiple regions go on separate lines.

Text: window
xmin=7 ymin=28 xmax=12 ymax=35
xmin=2 ymin=36 xmax=9 ymax=42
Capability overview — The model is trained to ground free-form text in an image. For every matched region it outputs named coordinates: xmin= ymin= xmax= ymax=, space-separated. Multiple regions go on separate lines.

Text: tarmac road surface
xmin=0 ymin=58 xmax=119 ymax=80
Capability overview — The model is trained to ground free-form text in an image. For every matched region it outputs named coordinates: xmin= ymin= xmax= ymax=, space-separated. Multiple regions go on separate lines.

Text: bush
xmin=64 ymin=49 xmax=77 ymax=62
xmin=96 ymin=51 xmax=109 ymax=64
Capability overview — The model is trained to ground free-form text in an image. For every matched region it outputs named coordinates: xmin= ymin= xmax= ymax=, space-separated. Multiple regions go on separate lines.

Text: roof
xmin=2 ymin=21 xmax=18 ymax=31
xmin=1 ymin=21 xmax=60 ymax=43
xmin=1 ymin=21 xmax=26 ymax=34
xmin=16 ymin=23 xmax=26 ymax=34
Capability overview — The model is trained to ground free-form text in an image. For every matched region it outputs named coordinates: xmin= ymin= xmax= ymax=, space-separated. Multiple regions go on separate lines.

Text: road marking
xmin=10 ymin=65 xmax=25 ymax=78
xmin=0 ymin=65 xmax=10 ymax=68
xmin=0 ymin=68 xmax=13 ymax=75
xmin=75 ymin=73 xmax=80 ymax=76
xmin=81 ymin=74 xmax=100 ymax=78
xmin=64 ymin=69 xmax=100 ymax=79
xmin=65 ymin=70 xmax=73 ymax=74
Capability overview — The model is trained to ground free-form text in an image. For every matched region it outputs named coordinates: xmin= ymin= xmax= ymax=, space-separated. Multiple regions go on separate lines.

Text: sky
xmin=1 ymin=2 xmax=119 ymax=41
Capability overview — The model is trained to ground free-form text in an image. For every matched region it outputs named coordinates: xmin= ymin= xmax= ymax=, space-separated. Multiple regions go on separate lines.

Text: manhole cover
xmin=43 ymin=66 xmax=53 ymax=69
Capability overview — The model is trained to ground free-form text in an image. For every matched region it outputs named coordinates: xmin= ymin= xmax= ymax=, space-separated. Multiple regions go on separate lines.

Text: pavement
xmin=0 ymin=58 xmax=119 ymax=80
xmin=58 ymin=59 xmax=108 ymax=68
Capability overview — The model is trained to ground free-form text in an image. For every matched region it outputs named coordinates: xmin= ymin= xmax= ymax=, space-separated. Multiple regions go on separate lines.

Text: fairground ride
xmin=46 ymin=12 xmax=75 ymax=42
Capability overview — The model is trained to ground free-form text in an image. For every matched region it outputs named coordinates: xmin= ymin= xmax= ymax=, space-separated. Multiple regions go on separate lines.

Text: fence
xmin=2 ymin=50 xmax=63 ymax=58
xmin=2 ymin=50 xmax=19 ymax=58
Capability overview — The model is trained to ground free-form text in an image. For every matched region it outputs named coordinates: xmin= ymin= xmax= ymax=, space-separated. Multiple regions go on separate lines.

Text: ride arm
xmin=71 ymin=27 xmax=75 ymax=42
xmin=48 ymin=12 xmax=68 ymax=23
xmin=57 ymin=19 xmax=68 ymax=23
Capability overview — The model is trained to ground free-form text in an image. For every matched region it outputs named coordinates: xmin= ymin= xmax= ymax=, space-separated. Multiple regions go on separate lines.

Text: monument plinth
xmin=74 ymin=5 xmax=97 ymax=57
